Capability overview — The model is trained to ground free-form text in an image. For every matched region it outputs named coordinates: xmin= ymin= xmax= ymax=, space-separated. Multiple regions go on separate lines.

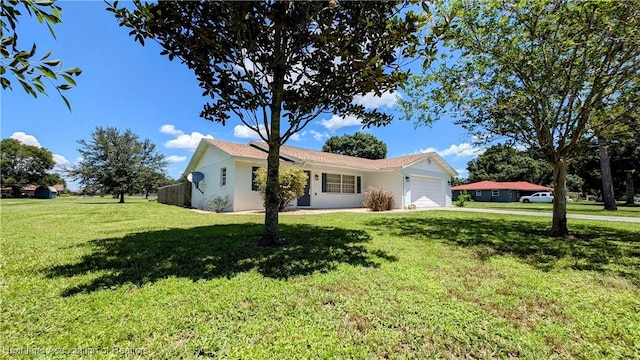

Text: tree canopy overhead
xmin=402 ymin=0 xmax=640 ymax=236
xmin=67 ymin=127 xmax=167 ymax=203
xmin=1 ymin=0 xmax=81 ymax=110
xmin=109 ymin=0 xmax=427 ymax=244
xmin=322 ymin=132 xmax=387 ymax=160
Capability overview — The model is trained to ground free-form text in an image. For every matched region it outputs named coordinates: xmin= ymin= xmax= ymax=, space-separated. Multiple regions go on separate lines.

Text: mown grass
xmin=464 ymin=200 xmax=640 ymax=217
xmin=2 ymin=197 xmax=639 ymax=359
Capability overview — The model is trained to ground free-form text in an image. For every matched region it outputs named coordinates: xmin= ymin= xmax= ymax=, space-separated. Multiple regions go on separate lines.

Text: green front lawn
xmin=2 ymin=197 xmax=639 ymax=358
xmin=464 ymin=200 xmax=640 ymax=217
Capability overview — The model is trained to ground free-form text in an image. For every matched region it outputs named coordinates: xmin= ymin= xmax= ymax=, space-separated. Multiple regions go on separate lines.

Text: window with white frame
xmin=220 ymin=167 xmax=227 ymax=187
xmin=322 ymin=173 xmax=361 ymax=194
xmin=492 ymin=190 xmax=499 ymax=196
xmin=476 ymin=190 xmax=482 ymax=196
xmin=342 ymin=175 xmax=355 ymax=193
xmin=324 ymin=173 xmax=342 ymax=193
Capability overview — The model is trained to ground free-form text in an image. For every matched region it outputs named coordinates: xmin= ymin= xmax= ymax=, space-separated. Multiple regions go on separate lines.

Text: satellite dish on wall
xmin=188 ymin=171 xmax=205 ymax=194
xmin=191 ymin=172 xmax=205 ymax=183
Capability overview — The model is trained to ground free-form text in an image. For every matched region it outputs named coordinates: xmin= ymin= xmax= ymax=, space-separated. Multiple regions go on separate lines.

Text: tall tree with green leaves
xmin=1 ymin=0 xmax=81 ymax=109
xmin=402 ymin=0 xmax=640 ymax=236
xmin=0 ymin=138 xmax=57 ymax=194
xmin=109 ymin=0 xmax=428 ymax=244
xmin=67 ymin=127 xmax=167 ymax=203
xmin=588 ymin=92 xmax=639 ymax=210
xmin=466 ymin=144 xmax=551 ymax=185
xmin=322 ymin=132 xmax=387 ymax=160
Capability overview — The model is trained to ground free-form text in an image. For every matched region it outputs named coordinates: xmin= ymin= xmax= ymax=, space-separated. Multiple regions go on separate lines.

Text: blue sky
xmin=1 ymin=2 xmax=484 ymax=189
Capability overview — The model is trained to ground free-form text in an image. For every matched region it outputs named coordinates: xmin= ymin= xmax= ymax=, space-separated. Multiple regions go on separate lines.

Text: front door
xmin=297 ymin=171 xmax=311 ymax=206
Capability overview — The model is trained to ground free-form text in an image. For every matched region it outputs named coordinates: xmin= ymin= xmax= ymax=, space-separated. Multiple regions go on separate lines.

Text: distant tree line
xmin=1 ymin=127 xmax=175 ymax=201
xmin=0 ymin=138 xmax=66 ymax=196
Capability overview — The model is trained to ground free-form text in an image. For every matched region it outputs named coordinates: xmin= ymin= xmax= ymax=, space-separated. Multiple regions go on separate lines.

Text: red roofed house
xmin=452 ymin=180 xmax=552 ymax=202
xmin=182 ymin=139 xmax=458 ymax=212
xmin=22 ymin=185 xmax=37 ymax=198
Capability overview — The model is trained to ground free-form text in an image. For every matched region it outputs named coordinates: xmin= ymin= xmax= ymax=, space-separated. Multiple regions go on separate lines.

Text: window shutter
xmin=357 ymin=176 xmax=361 ymax=194
xmin=322 ymin=173 xmax=327 ymax=193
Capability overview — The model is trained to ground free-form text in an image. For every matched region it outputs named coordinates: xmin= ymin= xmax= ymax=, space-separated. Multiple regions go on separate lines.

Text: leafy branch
xmin=1 ymin=0 xmax=81 ymax=110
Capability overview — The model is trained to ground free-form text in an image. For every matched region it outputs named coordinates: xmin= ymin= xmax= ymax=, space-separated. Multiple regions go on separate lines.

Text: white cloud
xmin=353 ymin=91 xmax=399 ymax=109
xmin=418 ymin=143 xmax=485 ymax=159
xmin=419 ymin=147 xmax=438 ymax=154
xmin=310 ymin=130 xmax=330 ymax=141
xmin=439 ymin=143 xmax=485 ymax=157
xmin=160 ymin=124 xmax=213 ymax=151
xmin=160 ymin=124 xmax=183 ymax=136
xmin=164 ymin=132 xmax=213 ymax=151
xmin=166 ymin=155 xmax=187 ymax=163
xmin=319 ymin=115 xmax=362 ymax=131
xmin=289 ymin=132 xmax=302 ymax=141
xmin=51 ymin=154 xmax=71 ymax=173
xmin=52 ymin=154 xmax=69 ymax=165
xmin=233 ymin=124 xmax=267 ymax=139
xmin=10 ymin=132 xmax=41 ymax=147
xmin=455 ymin=168 xmax=469 ymax=179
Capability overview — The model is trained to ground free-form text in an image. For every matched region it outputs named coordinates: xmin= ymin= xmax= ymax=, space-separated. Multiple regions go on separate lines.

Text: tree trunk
xmin=598 ymin=137 xmax=617 ymax=210
xmin=625 ymin=170 xmax=635 ymax=205
xmin=119 ymin=192 xmax=125 ymax=203
xmin=262 ymin=4 xmax=285 ymax=246
xmin=263 ymin=139 xmax=282 ymax=245
xmin=550 ymin=159 xmax=569 ymax=237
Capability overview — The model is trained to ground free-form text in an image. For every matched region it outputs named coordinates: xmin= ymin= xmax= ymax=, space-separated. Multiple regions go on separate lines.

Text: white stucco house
xmin=184 ymin=138 xmax=458 ymax=211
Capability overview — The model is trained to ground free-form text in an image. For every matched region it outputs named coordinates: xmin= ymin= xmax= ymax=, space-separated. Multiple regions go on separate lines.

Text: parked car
xmin=519 ymin=192 xmax=554 ymax=203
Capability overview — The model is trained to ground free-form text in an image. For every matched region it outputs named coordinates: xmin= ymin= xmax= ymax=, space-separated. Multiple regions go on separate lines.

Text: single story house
xmin=183 ymin=139 xmax=458 ymax=212
xmin=452 ymin=180 xmax=552 ymax=202
xmin=1 ymin=187 xmax=13 ymax=198
xmin=22 ymin=185 xmax=37 ymax=198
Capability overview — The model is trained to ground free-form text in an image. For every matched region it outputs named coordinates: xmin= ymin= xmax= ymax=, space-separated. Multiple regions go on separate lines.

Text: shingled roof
xmin=186 ymin=139 xmax=458 ymax=176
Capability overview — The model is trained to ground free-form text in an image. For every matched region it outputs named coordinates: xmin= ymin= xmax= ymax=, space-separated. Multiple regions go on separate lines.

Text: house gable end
xmin=401 ymin=153 xmax=458 ymax=177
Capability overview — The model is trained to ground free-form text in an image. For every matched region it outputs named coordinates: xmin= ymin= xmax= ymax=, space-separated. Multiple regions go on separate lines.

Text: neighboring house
xmin=53 ymin=184 xmax=65 ymax=193
xmin=183 ymin=139 xmax=458 ymax=212
xmin=22 ymin=185 xmax=37 ymax=198
xmin=452 ymin=180 xmax=552 ymax=202
xmin=0 ymin=187 xmax=13 ymax=198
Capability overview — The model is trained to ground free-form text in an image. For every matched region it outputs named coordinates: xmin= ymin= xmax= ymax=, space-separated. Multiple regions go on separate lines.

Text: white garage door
xmin=411 ymin=176 xmax=444 ymax=207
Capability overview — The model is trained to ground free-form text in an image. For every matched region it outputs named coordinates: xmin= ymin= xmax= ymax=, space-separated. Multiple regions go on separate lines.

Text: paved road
xmin=440 ymin=207 xmax=640 ymax=223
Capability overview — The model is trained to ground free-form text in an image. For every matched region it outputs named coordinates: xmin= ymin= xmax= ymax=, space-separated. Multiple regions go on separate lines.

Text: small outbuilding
xmin=34 ymin=185 xmax=58 ymax=199
xmin=452 ymin=180 xmax=552 ymax=202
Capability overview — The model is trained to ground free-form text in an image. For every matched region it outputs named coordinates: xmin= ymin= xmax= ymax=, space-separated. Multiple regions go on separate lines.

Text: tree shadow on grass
xmin=46 ymin=223 xmax=396 ymax=297
xmin=366 ymin=216 xmax=640 ymax=283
